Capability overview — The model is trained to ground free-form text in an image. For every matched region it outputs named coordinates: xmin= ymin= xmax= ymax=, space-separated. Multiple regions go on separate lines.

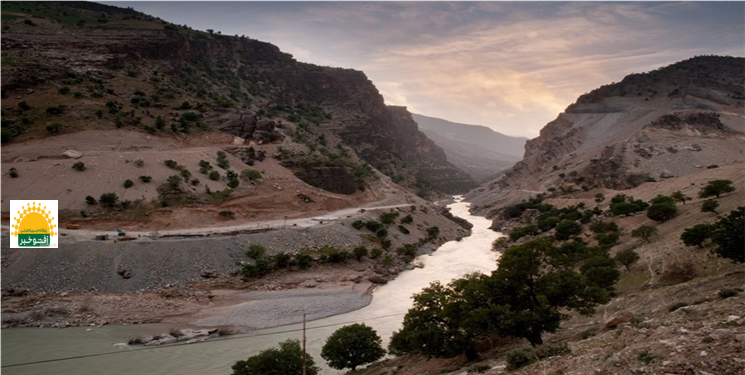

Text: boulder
xmin=62 ymin=150 xmax=83 ymax=159
xmin=368 ymin=275 xmax=388 ymax=285
xmin=605 ymin=311 xmax=634 ymax=328
xmin=117 ymin=269 xmax=133 ymax=279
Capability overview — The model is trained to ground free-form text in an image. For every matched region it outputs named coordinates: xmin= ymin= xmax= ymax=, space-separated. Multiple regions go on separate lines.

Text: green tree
xmin=701 ymin=199 xmax=719 ymax=214
xmin=554 ymin=220 xmax=582 ymax=241
xmin=580 ymin=256 xmax=620 ymax=291
xmin=245 ymin=244 xmax=266 ymax=259
xmin=699 ymin=180 xmax=735 ymax=198
xmin=240 ymin=169 xmax=262 ymax=181
xmin=711 ymin=207 xmax=744 ymax=263
xmin=537 ymin=216 xmax=560 ymax=232
xmin=670 ymin=190 xmax=690 ymax=204
xmin=231 ymin=339 xmax=318 ymax=375
xmin=680 ymin=223 xmax=715 ymax=248
xmin=123 ymin=179 xmax=134 ymax=188
xmin=646 ymin=202 xmax=677 ymax=222
xmin=321 ymin=324 xmax=385 ymax=371
xmin=615 ymin=249 xmax=640 ymax=271
xmin=631 ymin=225 xmax=658 ymax=243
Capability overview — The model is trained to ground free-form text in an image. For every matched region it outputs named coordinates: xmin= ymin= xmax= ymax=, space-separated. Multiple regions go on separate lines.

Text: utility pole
xmin=302 ymin=313 xmax=307 ymax=375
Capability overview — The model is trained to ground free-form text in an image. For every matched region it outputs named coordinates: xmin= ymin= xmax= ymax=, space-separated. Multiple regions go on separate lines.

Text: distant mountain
xmin=412 ymin=114 xmax=527 ymax=182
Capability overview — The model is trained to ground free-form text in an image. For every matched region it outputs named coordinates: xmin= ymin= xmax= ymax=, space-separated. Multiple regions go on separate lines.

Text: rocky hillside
xmin=412 ymin=114 xmax=526 ymax=182
xmin=467 ymin=55 xmax=745 ymax=219
xmin=0 ymin=1 xmax=474 ymax=200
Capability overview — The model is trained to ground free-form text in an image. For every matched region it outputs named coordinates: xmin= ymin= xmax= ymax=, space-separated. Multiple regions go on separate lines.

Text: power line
xmin=1 ymin=312 xmax=406 ymax=369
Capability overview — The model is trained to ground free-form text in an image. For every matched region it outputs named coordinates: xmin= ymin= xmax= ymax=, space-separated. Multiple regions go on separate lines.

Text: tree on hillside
xmin=711 ymin=207 xmax=744 ymax=263
xmin=680 ymin=223 xmax=715 ymax=248
xmin=390 ymin=238 xmax=610 ymax=359
xmin=321 ymin=324 xmax=385 ymax=371
xmin=646 ymin=202 xmax=678 ymax=222
xmin=670 ymin=190 xmax=691 ymax=204
xmin=631 ymin=225 xmax=658 ymax=243
xmin=615 ymin=249 xmax=641 ymax=271
xmin=232 ymin=339 xmax=319 ymax=375
xmin=698 ymin=179 xmax=736 ymax=198
xmin=554 ymin=220 xmax=582 ymax=241
xmin=701 ymin=199 xmax=719 ymax=214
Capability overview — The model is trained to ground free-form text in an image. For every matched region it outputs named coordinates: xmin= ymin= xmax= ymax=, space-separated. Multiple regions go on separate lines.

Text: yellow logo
xmin=10 ymin=200 xmax=58 ymax=248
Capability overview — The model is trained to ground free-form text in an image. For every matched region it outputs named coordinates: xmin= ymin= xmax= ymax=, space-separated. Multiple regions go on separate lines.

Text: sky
xmin=107 ymin=1 xmax=744 ymax=138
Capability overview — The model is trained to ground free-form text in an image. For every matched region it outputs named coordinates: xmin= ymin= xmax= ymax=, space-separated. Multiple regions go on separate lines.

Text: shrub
xmin=138 ymin=175 xmax=152 ymax=183
xmin=9 ymin=167 xmax=18 ymax=178
xmin=295 ymin=253 xmax=313 ymax=269
xmin=240 ymin=169 xmax=262 ymax=181
xmin=46 ymin=105 xmax=65 ymax=115
xmin=134 ymin=158 xmax=145 ymax=167
xmin=85 ymin=195 xmax=97 ymax=205
xmin=596 ymin=232 xmax=620 ymax=247
xmin=166 ymin=175 xmax=182 ymax=188
xmin=364 ymin=220 xmax=385 ymax=232
xmin=241 ymin=258 xmax=271 ymax=278
xmin=554 ymin=220 xmax=582 ymax=241
xmin=646 ymin=202 xmax=677 ymax=222
xmin=99 ymin=192 xmax=119 ymax=207
xmin=370 ymin=248 xmax=383 ymax=259
xmin=505 ymin=347 xmax=534 ymax=370
xmin=637 ymin=350 xmax=659 ymax=364
xmin=351 ymin=220 xmax=365 ymax=229
xmin=353 ymin=246 xmax=368 ymax=260
xmin=273 ymin=253 xmax=291 ymax=269
xmin=400 ymin=215 xmax=413 ymax=224
xmin=380 ymin=211 xmax=399 ymax=225
xmin=426 ymin=226 xmax=440 ymax=239
xmin=46 ymin=123 xmax=62 ymax=134
xmin=58 ymin=86 xmax=70 ymax=95
xmin=590 ymin=221 xmax=619 ymax=233
xmin=72 ymin=162 xmax=86 ymax=171
xmin=245 ymin=244 xmax=266 ymax=259
xmin=18 ymin=101 xmax=31 ymax=111
xmin=123 ymin=179 xmax=134 ymax=188
xmin=398 ymin=225 xmax=410 ymax=234
xmin=208 ymin=170 xmax=220 ymax=180
xmin=327 ymin=250 xmax=350 ymax=263
xmin=718 ymin=288 xmax=740 ymax=299
xmin=701 ymin=199 xmax=719 ymax=214
xmin=164 ymin=159 xmax=179 ymax=169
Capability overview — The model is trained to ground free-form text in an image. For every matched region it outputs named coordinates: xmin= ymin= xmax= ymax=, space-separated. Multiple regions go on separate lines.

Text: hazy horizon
xmin=105 ymin=1 xmax=744 ymax=138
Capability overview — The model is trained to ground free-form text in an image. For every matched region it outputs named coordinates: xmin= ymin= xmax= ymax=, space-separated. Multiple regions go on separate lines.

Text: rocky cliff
xmin=0 ymin=1 xmax=474 ymax=195
xmin=467 ymin=55 xmax=745 ymax=218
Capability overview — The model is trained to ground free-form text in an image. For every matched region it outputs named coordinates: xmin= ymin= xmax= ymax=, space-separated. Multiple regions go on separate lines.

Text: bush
xmin=398 ymin=225 xmax=410 ymax=235
xmin=166 ymin=175 xmax=182 ymax=188
xmin=351 ymin=220 xmax=365 ymax=229
xmin=380 ymin=211 xmax=399 ymax=225
xmin=241 ymin=258 xmax=271 ymax=278
xmin=123 ymin=179 xmax=134 ymax=188
xmin=295 ymin=253 xmax=313 ymax=269
xmin=353 ymin=246 xmax=368 ymax=260
xmin=164 ymin=159 xmax=179 ymax=169
xmin=595 ymin=232 xmax=620 ymax=247
xmin=273 ymin=253 xmax=291 ymax=269
xmin=364 ymin=220 xmax=385 ymax=232
xmin=701 ymin=199 xmax=719 ymax=214
xmin=134 ymin=158 xmax=145 ymax=167
xmin=240 ymin=169 xmax=262 ymax=181
xmin=631 ymin=225 xmax=658 ymax=243
xmin=718 ymin=288 xmax=740 ymax=299
xmin=590 ymin=221 xmax=619 ymax=233
xmin=8 ymin=167 xmax=18 ymax=178
xmin=554 ymin=220 xmax=582 ymax=241
xmin=505 ymin=347 xmax=534 ymax=370
xmin=400 ymin=215 xmax=414 ymax=224
xmin=208 ymin=170 xmax=220 ymax=180
xmin=46 ymin=105 xmax=65 ymax=115
xmin=85 ymin=195 xmax=97 ymax=205
xmin=99 ymin=192 xmax=119 ymax=207
xmin=18 ymin=101 xmax=31 ymax=111
xmin=245 ymin=244 xmax=266 ymax=259
xmin=139 ymin=175 xmax=152 ymax=183
xmin=46 ymin=123 xmax=62 ymax=134
xmin=231 ymin=339 xmax=318 ymax=375
xmin=646 ymin=202 xmax=677 ymax=222
xmin=72 ymin=162 xmax=86 ymax=171
xmin=370 ymin=248 xmax=383 ymax=259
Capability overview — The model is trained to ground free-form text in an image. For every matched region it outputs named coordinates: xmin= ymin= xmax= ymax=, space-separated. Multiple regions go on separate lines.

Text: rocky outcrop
xmin=468 ymin=55 xmax=745 ymax=218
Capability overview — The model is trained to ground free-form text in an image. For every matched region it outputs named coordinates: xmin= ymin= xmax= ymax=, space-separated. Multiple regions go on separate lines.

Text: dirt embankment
xmin=1 ymin=203 xmax=471 ymax=329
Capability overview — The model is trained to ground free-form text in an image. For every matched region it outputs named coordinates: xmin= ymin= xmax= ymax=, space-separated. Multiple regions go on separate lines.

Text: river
xmin=1 ymin=197 xmax=501 ymax=374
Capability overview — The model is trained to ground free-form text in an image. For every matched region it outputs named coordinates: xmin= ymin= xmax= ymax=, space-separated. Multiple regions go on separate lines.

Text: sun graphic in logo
xmin=11 ymin=202 xmax=56 ymax=247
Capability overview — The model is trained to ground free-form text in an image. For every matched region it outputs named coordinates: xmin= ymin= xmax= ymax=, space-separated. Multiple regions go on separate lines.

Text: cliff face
xmin=0 ymin=1 xmax=473 ymax=195
xmin=467 ymin=55 xmax=745 ymax=218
